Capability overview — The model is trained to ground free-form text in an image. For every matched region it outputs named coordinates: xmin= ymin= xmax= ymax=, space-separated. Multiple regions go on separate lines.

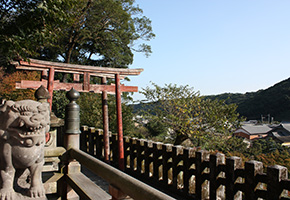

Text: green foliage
xmin=146 ymin=118 xmax=168 ymax=137
xmin=107 ymin=94 xmax=135 ymax=136
xmin=52 ymin=90 xmax=69 ymax=119
xmin=78 ymin=93 xmax=103 ymax=128
xmin=217 ymin=137 xmax=283 ymax=157
xmin=139 ymin=83 xmax=242 ymax=145
xmin=247 ymin=137 xmax=284 ymax=156
xmin=217 ymin=136 xmax=249 ymax=153
xmin=0 ymin=0 xmax=155 ymax=67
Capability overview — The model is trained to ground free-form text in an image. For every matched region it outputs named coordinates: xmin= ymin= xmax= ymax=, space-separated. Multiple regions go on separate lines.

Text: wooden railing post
xmin=162 ymin=144 xmax=172 ymax=187
xmin=183 ymin=147 xmax=195 ymax=196
xmin=196 ymin=150 xmax=210 ymax=200
xmin=124 ymin=136 xmax=130 ymax=169
xmin=111 ymin=134 xmax=119 ymax=167
xmin=144 ymin=140 xmax=153 ymax=178
xmin=96 ymin=129 xmax=103 ymax=159
xmin=244 ymin=160 xmax=263 ymax=199
xmin=63 ymin=88 xmax=81 ymax=200
xmin=88 ymin=127 xmax=95 ymax=156
xmin=153 ymin=142 xmax=163 ymax=181
xmin=129 ymin=138 xmax=136 ymax=171
xmin=80 ymin=126 xmax=88 ymax=152
xmin=172 ymin=145 xmax=183 ymax=191
xmin=209 ymin=153 xmax=225 ymax=200
xmin=136 ymin=139 xmax=144 ymax=175
xmin=267 ymin=165 xmax=288 ymax=200
xmin=226 ymin=156 xmax=242 ymax=200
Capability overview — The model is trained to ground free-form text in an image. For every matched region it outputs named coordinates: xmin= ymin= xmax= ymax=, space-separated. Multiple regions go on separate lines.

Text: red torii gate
xmin=12 ymin=58 xmax=143 ymax=170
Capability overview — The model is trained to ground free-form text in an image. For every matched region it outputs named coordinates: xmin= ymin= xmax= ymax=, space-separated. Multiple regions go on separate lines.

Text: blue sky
xmin=128 ymin=0 xmax=290 ymax=101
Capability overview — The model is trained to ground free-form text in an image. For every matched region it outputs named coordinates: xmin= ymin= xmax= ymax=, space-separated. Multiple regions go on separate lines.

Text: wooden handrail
xmin=67 ymin=148 xmax=175 ymax=200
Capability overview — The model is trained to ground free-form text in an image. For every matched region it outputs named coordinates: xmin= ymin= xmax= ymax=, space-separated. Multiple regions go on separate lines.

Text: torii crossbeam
xmin=12 ymin=58 xmax=143 ymax=170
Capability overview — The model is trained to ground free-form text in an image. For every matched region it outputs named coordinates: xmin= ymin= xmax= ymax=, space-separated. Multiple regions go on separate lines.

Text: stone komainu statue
xmin=0 ymin=100 xmax=50 ymax=200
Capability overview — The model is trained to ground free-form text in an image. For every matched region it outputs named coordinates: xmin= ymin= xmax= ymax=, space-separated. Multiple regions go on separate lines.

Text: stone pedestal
xmin=43 ymin=112 xmax=65 ymax=195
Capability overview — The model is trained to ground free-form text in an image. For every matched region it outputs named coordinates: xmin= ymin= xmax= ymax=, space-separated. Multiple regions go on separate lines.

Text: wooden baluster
xmin=153 ymin=142 xmax=162 ymax=181
xmin=144 ymin=140 xmax=153 ymax=178
xmin=183 ymin=147 xmax=196 ymax=197
xmin=225 ymin=156 xmax=242 ymax=200
xmin=196 ymin=150 xmax=210 ymax=200
xmin=244 ymin=160 xmax=263 ymax=200
xmin=209 ymin=153 xmax=225 ymax=200
xmin=267 ymin=165 xmax=288 ymax=200
xmin=96 ymin=129 xmax=103 ymax=159
xmin=195 ymin=150 xmax=204 ymax=199
xmin=111 ymin=134 xmax=118 ymax=167
xmin=136 ymin=139 xmax=143 ymax=175
xmin=172 ymin=145 xmax=183 ymax=191
xmin=162 ymin=144 xmax=173 ymax=187
xmin=129 ymin=138 xmax=136 ymax=171
xmin=80 ymin=125 xmax=88 ymax=152
xmin=123 ymin=136 xmax=130 ymax=170
xmin=88 ymin=127 xmax=95 ymax=156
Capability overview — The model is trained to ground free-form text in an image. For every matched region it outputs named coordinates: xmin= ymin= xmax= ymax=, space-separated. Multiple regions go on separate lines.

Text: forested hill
xmin=205 ymin=77 xmax=290 ymax=121
xmin=133 ymin=78 xmax=290 ymax=122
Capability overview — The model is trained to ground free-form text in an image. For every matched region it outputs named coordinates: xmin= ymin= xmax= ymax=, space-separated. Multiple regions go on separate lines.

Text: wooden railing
xmin=80 ymin=126 xmax=290 ymax=200
xmin=61 ymin=148 xmax=175 ymax=200
xmin=58 ymin=88 xmax=174 ymax=200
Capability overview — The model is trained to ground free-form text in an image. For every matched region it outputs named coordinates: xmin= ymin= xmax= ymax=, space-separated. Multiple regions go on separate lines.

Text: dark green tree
xmin=0 ymin=0 xmax=155 ymax=67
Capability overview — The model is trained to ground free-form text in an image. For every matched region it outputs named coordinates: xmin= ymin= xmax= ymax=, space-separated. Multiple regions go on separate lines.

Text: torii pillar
xmin=115 ymin=74 xmax=124 ymax=170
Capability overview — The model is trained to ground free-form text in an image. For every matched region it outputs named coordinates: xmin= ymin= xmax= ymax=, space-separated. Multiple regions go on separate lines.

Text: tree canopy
xmin=0 ymin=0 xmax=155 ymax=67
xmin=139 ymin=83 xmax=242 ymax=145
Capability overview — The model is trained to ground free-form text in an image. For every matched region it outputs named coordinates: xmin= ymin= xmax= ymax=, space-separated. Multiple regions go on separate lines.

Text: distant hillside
xmin=205 ymin=77 xmax=290 ymax=121
xmin=132 ymin=77 xmax=290 ymax=121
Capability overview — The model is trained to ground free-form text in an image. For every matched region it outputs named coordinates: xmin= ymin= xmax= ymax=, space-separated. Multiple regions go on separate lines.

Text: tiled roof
xmin=240 ymin=124 xmax=272 ymax=135
xmin=282 ymin=123 xmax=290 ymax=132
xmin=273 ymin=135 xmax=290 ymax=143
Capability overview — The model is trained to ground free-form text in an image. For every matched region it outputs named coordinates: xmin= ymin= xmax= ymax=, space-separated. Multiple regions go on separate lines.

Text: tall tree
xmin=0 ymin=0 xmax=155 ymax=67
xmin=140 ymin=83 xmax=242 ymax=145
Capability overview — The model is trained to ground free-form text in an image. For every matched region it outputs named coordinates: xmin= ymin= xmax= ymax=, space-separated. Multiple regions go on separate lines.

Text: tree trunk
xmin=62 ymin=44 xmax=74 ymax=82
xmin=174 ymin=133 xmax=189 ymax=145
